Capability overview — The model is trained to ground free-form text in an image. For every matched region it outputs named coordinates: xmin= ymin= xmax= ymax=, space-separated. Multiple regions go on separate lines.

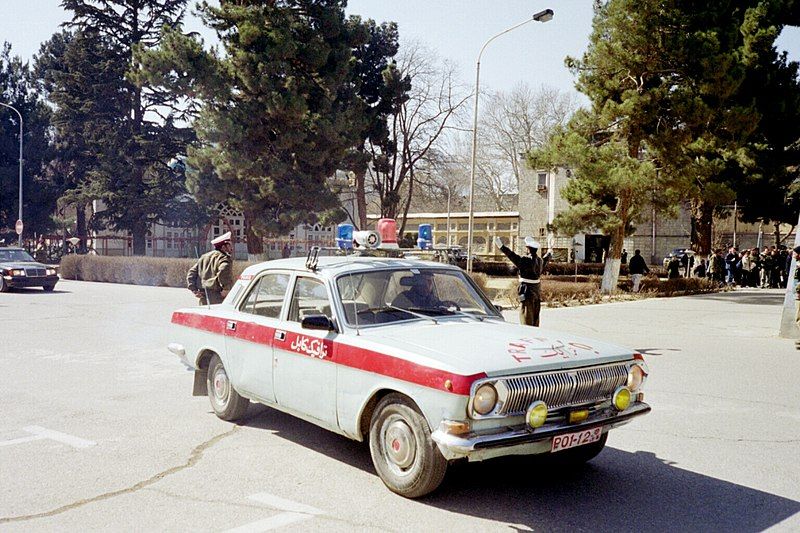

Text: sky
xmin=1 ymin=0 xmax=799 ymax=99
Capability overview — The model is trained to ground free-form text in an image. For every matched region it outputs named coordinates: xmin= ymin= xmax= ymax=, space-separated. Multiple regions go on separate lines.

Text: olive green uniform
xmin=499 ymin=245 xmax=551 ymax=327
xmin=187 ymin=249 xmax=233 ymax=305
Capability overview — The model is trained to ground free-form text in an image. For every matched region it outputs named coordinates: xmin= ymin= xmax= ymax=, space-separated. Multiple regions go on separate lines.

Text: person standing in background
xmin=629 ymin=249 xmax=649 ymax=292
xmin=495 ymin=236 xmax=551 ymax=327
xmin=187 ymin=232 xmax=234 ymax=305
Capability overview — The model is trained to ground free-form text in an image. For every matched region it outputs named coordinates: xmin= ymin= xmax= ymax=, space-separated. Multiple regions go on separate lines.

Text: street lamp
xmin=466 ymin=9 xmax=553 ymax=272
xmin=0 ymin=102 xmax=23 ymax=247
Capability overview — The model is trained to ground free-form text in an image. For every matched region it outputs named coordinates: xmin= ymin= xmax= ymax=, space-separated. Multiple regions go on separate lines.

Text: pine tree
xmin=136 ymin=0 xmax=379 ymax=254
xmin=60 ymin=0 xmax=192 ymax=255
xmin=36 ymin=30 xmax=128 ymax=250
xmin=0 ymin=43 xmax=54 ymax=240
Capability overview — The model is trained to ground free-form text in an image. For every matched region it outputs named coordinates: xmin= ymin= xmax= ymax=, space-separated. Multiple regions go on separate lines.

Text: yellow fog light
xmin=526 ymin=401 xmax=548 ymax=429
xmin=613 ymin=387 xmax=632 ymax=411
xmin=568 ymin=409 xmax=589 ymax=424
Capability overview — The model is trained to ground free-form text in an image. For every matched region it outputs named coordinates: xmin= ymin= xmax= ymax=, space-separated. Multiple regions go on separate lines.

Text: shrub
xmin=637 ymin=276 xmax=720 ymax=295
xmin=59 ymin=255 xmax=255 ymax=287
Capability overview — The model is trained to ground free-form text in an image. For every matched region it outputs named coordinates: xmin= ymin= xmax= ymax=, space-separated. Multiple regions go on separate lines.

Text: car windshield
xmin=0 ymin=249 xmax=34 ymax=262
xmin=336 ymin=268 xmax=499 ymax=326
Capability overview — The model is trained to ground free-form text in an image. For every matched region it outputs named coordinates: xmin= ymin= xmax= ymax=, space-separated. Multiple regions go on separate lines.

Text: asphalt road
xmin=1 ymin=280 xmax=799 ymax=532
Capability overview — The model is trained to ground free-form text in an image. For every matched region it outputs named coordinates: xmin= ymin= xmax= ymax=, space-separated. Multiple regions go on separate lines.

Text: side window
xmin=240 ymin=273 xmax=290 ymax=318
xmin=288 ymin=277 xmax=332 ymax=323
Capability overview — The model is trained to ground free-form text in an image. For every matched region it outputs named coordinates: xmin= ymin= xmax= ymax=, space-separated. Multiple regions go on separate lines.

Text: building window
xmin=474 ymin=223 xmax=487 ymax=230
xmin=511 ymin=223 xmax=518 ymax=230
xmin=537 ymin=173 xmax=548 ymax=189
xmin=496 ymin=223 xmax=511 ymax=231
xmin=458 ymin=223 xmax=468 ymax=230
xmin=436 ymin=224 xmax=447 ymax=231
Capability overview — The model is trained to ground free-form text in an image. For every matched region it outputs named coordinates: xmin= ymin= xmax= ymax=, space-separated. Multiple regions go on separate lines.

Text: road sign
xmin=15 ymin=219 xmax=23 ymax=235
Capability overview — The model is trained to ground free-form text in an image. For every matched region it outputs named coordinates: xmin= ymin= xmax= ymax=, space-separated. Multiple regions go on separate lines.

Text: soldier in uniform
xmin=187 ymin=232 xmax=234 ymax=305
xmin=494 ymin=236 xmax=551 ymax=327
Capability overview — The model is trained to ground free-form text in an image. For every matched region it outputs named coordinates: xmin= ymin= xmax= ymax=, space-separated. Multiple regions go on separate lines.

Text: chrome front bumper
xmin=432 ymin=402 xmax=650 ymax=458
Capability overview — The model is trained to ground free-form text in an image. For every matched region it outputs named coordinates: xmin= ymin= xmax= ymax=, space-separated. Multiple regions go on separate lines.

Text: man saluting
xmin=187 ymin=232 xmax=234 ymax=305
xmin=494 ymin=236 xmax=552 ymax=327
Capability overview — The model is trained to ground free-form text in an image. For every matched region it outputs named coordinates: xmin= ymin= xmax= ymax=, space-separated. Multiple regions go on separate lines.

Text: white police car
xmin=169 ymin=249 xmax=649 ymax=498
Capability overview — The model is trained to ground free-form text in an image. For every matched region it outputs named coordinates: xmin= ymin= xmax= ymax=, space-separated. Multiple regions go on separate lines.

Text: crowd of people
xmin=665 ymin=245 xmax=793 ymax=288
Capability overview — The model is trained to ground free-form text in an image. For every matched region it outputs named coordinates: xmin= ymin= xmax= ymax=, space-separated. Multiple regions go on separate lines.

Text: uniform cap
xmin=524 ymin=237 xmax=541 ymax=249
xmin=793 ymin=245 xmax=800 ymax=254
xmin=211 ymin=231 xmax=232 ymax=245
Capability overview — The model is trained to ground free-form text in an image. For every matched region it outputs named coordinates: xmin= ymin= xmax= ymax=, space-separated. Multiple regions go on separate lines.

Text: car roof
xmin=240 ymin=255 xmax=463 ymax=279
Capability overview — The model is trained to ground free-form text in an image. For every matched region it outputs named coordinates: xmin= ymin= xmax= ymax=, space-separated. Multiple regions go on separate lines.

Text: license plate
xmin=551 ymin=427 xmax=602 ymax=453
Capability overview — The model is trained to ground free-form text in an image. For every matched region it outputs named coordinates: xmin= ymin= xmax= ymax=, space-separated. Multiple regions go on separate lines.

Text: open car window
xmin=336 ymin=268 xmax=499 ymax=326
xmin=240 ymin=272 xmax=290 ymax=319
xmin=288 ymin=277 xmax=333 ymax=323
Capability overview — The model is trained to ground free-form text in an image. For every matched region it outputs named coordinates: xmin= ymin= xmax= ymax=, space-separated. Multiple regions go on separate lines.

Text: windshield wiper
xmin=383 ymin=303 xmax=438 ymax=324
xmin=443 ymin=308 xmax=486 ymax=321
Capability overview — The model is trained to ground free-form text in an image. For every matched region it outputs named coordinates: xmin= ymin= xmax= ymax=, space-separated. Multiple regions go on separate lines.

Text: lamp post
xmin=446 ymin=187 xmax=451 ymax=247
xmin=466 ymin=9 xmax=553 ymax=272
xmin=0 ymin=102 xmax=23 ymax=247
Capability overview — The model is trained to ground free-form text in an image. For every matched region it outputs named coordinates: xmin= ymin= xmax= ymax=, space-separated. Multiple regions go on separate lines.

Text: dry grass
xmin=60 ymin=255 xmax=254 ymax=287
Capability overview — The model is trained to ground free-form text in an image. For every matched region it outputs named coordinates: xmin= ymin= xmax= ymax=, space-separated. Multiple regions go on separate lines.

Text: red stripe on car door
xmin=172 ymin=312 xmax=484 ymax=394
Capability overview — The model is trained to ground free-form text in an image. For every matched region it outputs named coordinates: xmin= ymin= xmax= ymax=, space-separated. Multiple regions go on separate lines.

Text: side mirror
xmin=301 ymin=314 xmax=335 ymax=331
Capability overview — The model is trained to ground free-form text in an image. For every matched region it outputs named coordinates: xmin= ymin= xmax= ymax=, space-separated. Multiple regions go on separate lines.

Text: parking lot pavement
xmin=1 ymin=281 xmax=799 ymax=531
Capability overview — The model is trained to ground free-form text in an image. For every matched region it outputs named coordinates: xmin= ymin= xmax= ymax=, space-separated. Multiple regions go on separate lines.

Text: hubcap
xmin=383 ymin=416 xmax=416 ymax=470
xmin=212 ymin=366 xmax=229 ymax=405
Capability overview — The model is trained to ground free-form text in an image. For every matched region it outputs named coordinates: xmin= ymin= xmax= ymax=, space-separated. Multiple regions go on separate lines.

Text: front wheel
xmin=369 ymin=394 xmax=447 ymax=498
xmin=206 ymin=354 xmax=249 ymax=421
xmin=0 ymin=276 xmax=7 ymax=292
xmin=548 ymin=432 xmax=608 ymax=467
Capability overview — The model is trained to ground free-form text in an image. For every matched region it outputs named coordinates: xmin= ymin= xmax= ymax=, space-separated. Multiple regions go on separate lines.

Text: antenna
xmin=306 ymin=246 xmax=320 ymax=271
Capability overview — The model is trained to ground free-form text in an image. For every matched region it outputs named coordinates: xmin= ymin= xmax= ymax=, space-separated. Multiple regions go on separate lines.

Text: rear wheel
xmin=369 ymin=394 xmax=448 ymax=498
xmin=0 ymin=277 xmax=7 ymax=292
xmin=206 ymin=354 xmax=249 ymax=421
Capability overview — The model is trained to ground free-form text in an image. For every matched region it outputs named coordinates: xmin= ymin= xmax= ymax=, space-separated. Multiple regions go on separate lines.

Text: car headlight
xmin=473 ymin=383 xmax=498 ymax=415
xmin=11 ymin=269 xmax=25 ymax=276
xmin=46 ymin=268 xmax=56 ymax=276
xmin=627 ymin=363 xmax=646 ymax=392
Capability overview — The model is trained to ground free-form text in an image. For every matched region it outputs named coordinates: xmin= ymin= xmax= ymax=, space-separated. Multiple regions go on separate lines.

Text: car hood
xmin=354 ymin=318 xmax=635 ymax=377
xmin=0 ymin=261 xmax=48 ymax=269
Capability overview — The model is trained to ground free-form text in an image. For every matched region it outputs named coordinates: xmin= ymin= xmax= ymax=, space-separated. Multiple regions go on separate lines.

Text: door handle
xmin=226 ymin=320 xmax=237 ymax=331
xmin=274 ymin=330 xmax=286 ymax=341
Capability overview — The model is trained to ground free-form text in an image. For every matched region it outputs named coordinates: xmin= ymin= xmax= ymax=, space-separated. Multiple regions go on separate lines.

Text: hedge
xmin=60 ymin=255 xmax=254 ymax=287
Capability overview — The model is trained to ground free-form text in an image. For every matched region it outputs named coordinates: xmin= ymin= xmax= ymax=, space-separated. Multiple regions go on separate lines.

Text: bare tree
xmin=365 ymin=42 xmax=470 ymax=235
xmin=442 ymin=83 xmax=578 ymax=210
xmin=482 ymin=83 xmax=578 ymax=189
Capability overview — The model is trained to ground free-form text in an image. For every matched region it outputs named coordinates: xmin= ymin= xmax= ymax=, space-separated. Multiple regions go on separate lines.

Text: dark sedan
xmin=0 ymin=247 xmax=59 ymax=292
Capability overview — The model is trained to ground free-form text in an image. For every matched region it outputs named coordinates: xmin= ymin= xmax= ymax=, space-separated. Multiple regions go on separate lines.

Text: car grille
xmin=25 ymin=268 xmax=47 ymax=277
xmin=499 ymin=362 xmax=629 ymax=415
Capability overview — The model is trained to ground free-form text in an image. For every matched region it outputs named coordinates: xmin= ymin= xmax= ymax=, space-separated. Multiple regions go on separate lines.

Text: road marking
xmin=223 ymin=493 xmax=324 ymax=533
xmin=0 ymin=435 xmax=44 ymax=447
xmin=0 ymin=426 xmax=96 ymax=450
